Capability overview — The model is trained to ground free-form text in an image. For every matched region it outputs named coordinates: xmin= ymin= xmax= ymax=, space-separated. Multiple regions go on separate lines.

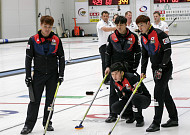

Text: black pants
xmin=99 ymin=44 xmax=110 ymax=83
xmin=112 ymin=94 xmax=151 ymax=122
xmin=109 ymin=77 xmax=119 ymax=117
xmin=152 ymin=62 xmax=178 ymax=125
xmin=24 ymin=71 xmax=58 ymax=129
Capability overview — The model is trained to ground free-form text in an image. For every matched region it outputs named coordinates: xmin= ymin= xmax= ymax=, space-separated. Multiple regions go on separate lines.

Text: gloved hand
xmin=133 ymin=63 xmax=139 ymax=71
xmin=121 ymin=87 xmax=132 ymax=97
xmin=154 ymin=68 xmax=162 ymax=80
xmin=132 ymin=68 xmax=137 ymax=73
xmin=159 ymin=64 xmax=167 ymax=70
xmin=25 ymin=77 xmax=32 ymax=87
xmin=58 ymin=76 xmax=64 ymax=85
xmin=116 ymin=91 xmax=124 ymax=99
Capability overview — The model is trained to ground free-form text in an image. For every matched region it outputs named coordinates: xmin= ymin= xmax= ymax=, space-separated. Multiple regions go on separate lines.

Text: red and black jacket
xmin=25 ymin=30 xmax=65 ymax=77
xmin=106 ymin=29 xmax=141 ymax=72
xmin=114 ymin=73 xmax=151 ymax=99
xmin=141 ymin=26 xmax=172 ymax=74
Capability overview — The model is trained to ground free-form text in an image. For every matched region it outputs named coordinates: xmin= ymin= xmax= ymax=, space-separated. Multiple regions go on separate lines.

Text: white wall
xmin=1 ymin=0 xmax=36 ymax=39
xmin=1 ymin=0 xmax=66 ymax=39
xmin=37 ymin=0 xmax=65 ymax=32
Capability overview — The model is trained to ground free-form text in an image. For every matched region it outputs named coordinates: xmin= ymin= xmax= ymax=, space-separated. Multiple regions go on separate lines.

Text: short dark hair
xmin=40 ymin=15 xmax=54 ymax=25
xmin=113 ymin=14 xmax=119 ymax=19
xmin=101 ymin=11 xmax=109 ymax=16
xmin=110 ymin=62 xmax=125 ymax=72
xmin=125 ymin=11 xmax=132 ymax=16
xmin=115 ymin=16 xmax=127 ymax=24
xmin=153 ymin=11 xmax=160 ymax=16
xmin=136 ymin=15 xmax=150 ymax=25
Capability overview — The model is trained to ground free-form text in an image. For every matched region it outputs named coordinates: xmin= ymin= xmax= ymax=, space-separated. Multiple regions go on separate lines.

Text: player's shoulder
xmin=97 ymin=19 xmax=104 ymax=25
xmin=151 ymin=22 xmax=155 ymax=26
xmin=154 ymin=28 xmax=168 ymax=40
xmin=161 ymin=21 xmax=168 ymax=26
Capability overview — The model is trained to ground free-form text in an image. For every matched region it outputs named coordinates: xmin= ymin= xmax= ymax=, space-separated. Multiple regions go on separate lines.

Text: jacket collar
xmin=141 ymin=25 xmax=154 ymax=37
xmin=38 ymin=30 xmax=54 ymax=39
xmin=115 ymin=28 xmax=130 ymax=38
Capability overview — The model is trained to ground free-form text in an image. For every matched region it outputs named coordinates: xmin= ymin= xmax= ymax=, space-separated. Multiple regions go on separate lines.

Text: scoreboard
xmin=88 ymin=0 xmax=129 ymax=6
xmin=154 ymin=0 xmax=190 ymax=3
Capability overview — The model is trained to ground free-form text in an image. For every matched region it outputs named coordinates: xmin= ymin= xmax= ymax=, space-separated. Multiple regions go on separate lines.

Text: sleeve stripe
xmin=164 ymin=48 xmax=171 ymax=51
xmin=26 ymin=54 xmax=32 ymax=59
xmin=105 ymin=52 xmax=110 ymax=55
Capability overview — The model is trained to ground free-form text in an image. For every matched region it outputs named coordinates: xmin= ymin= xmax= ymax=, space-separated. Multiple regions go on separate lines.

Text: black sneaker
xmin=126 ymin=117 xmax=135 ymax=123
xmin=161 ymin=119 xmax=178 ymax=128
xmin=136 ymin=121 xmax=144 ymax=127
xmin=105 ymin=116 xmax=117 ymax=123
xmin=146 ymin=123 xmax=160 ymax=132
xmin=121 ymin=115 xmax=128 ymax=120
xmin=20 ymin=126 xmax=32 ymax=134
xmin=44 ymin=124 xmax=54 ymax=131
xmin=104 ymin=81 xmax=110 ymax=85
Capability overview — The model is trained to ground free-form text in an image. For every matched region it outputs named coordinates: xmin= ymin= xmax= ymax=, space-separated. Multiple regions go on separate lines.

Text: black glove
xmin=154 ymin=68 xmax=162 ymax=80
xmin=121 ymin=87 xmax=132 ymax=98
xmin=58 ymin=76 xmax=64 ymax=85
xmin=116 ymin=91 xmax=124 ymax=99
xmin=25 ymin=77 xmax=32 ymax=87
xmin=159 ymin=64 xmax=167 ymax=70
xmin=133 ymin=63 xmax=139 ymax=70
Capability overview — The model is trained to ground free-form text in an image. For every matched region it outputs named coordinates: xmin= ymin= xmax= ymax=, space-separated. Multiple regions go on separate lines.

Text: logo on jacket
xmin=26 ymin=44 xmax=30 ymax=49
xmin=127 ymin=38 xmax=133 ymax=44
xmin=51 ymin=39 xmax=56 ymax=45
xmin=163 ymin=37 xmax=170 ymax=44
xmin=150 ymin=37 xmax=155 ymax=44
xmin=125 ymin=84 xmax=131 ymax=90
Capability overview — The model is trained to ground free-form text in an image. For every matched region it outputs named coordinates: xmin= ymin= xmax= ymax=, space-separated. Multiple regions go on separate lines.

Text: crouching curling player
xmin=110 ymin=62 xmax=151 ymax=127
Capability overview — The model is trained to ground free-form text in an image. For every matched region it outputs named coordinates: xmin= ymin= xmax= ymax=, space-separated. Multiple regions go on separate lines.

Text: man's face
xmin=111 ymin=71 xmax=123 ymax=82
xmin=101 ymin=13 xmax=109 ymax=22
xmin=116 ymin=23 xmax=127 ymax=34
xmin=153 ymin=13 xmax=160 ymax=22
xmin=125 ymin=13 xmax=132 ymax=21
xmin=137 ymin=22 xmax=150 ymax=34
xmin=40 ymin=23 xmax=53 ymax=37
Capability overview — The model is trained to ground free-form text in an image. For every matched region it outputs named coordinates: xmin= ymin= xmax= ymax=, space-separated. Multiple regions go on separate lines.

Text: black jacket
xmin=106 ymin=29 xmax=141 ymax=72
xmin=141 ymin=25 xmax=172 ymax=74
xmin=114 ymin=73 xmax=151 ymax=100
xmin=25 ymin=30 xmax=65 ymax=77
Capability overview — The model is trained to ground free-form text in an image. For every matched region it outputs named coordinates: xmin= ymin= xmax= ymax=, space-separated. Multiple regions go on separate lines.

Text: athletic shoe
xmin=136 ymin=121 xmax=144 ymax=127
xmin=161 ymin=119 xmax=178 ymax=127
xmin=146 ymin=123 xmax=160 ymax=132
xmin=44 ymin=124 xmax=54 ymax=131
xmin=20 ymin=126 xmax=32 ymax=134
xmin=105 ymin=116 xmax=117 ymax=123
xmin=126 ymin=117 xmax=135 ymax=123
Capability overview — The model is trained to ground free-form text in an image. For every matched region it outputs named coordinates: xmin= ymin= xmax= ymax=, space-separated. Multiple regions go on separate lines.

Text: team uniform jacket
xmin=106 ymin=29 xmax=141 ymax=71
xmin=25 ymin=30 xmax=65 ymax=77
xmin=114 ymin=73 xmax=151 ymax=99
xmin=141 ymin=26 xmax=172 ymax=74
